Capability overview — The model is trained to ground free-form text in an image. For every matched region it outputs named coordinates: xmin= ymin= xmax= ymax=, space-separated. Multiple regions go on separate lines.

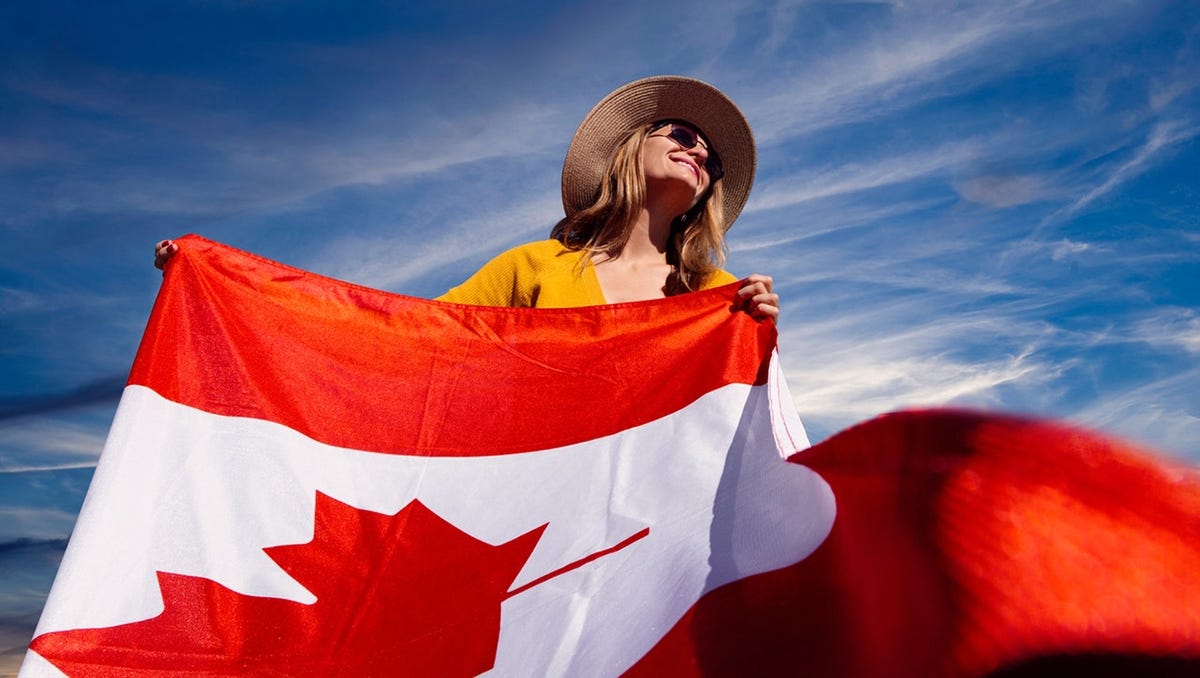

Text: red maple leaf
xmin=31 ymin=492 xmax=547 ymax=677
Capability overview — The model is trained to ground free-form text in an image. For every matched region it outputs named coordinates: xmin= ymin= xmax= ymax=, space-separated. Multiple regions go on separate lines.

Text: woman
xmin=157 ymin=76 xmax=779 ymax=319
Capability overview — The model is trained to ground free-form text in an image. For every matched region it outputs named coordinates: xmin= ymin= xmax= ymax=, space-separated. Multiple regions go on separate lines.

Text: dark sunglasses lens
xmin=707 ymin=163 xmax=724 ymax=181
xmin=706 ymin=154 xmax=723 ymax=181
xmin=669 ymin=125 xmax=699 ymax=149
xmin=660 ymin=122 xmax=723 ymax=180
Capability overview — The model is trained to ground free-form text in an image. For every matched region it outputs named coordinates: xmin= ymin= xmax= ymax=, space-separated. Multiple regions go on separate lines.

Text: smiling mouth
xmin=673 ymin=159 xmax=699 ymax=179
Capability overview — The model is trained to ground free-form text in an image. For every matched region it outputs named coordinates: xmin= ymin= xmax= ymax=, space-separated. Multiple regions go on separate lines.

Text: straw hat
xmin=561 ymin=75 xmax=756 ymax=230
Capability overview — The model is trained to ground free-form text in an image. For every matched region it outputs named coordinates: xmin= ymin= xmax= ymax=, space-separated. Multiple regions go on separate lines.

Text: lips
xmin=671 ymin=156 xmax=700 ymax=180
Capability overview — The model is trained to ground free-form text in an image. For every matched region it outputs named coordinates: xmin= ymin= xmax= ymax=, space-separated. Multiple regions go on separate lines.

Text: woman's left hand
xmin=737 ymin=274 xmax=779 ymax=322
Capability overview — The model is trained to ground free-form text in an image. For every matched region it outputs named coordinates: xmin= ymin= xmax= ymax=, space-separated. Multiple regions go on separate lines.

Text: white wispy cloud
xmin=779 ymin=305 xmax=1065 ymax=437
xmin=4 ymin=100 xmax=565 ymax=223
xmin=2 ymin=65 xmax=224 ymax=127
xmin=730 ymin=196 xmax=952 ymax=253
xmin=0 ymin=136 xmax=65 ymax=172
xmin=787 ymin=349 xmax=1046 ymax=419
xmin=1128 ymin=307 xmax=1200 ymax=355
xmin=1 ymin=47 xmax=580 ymax=224
xmin=768 ymin=238 xmax=1199 ymax=457
xmin=1053 ymin=120 xmax=1200 ymax=220
xmin=1050 ymin=239 xmax=1095 ymax=262
xmin=0 ymin=419 xmax=106 ymax=473
xmin=741 ymin=0 xmax=1146 ymax=142
xmin=307 ymin=190 xmax=562 ymax=293
xmin=1149 ymin=76 xmax=1199 ymax=113
xmin=0 ymin=287 xmax=42 ymax=315
xmin=0 ymin=507 xmax=79 ymax=542
xmin=0 ymin=462 xmax=97 ymax=475
xmin=1071 ymin=364 xmax=1200 ymax=461
xmin=215 ymin=97 xmax=567 ymax=199
xmin=1147 ymin=33 xmax=1200 ymax=112
xmin=748 ymin=139 xmax=984 ymax=211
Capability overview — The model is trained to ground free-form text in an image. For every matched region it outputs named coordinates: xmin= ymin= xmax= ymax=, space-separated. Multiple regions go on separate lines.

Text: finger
xmin=751 ymin=301 xmax=779 ymax=322
xmin=743 ymin=274 xmax=774 ymax=293
xmin=752 ymin=296 xmax=780 ymax=312
xmin=747 ymin=292 xmax=780 ymax=321
xmin=737 ymin=282 xmax=768 ymax=299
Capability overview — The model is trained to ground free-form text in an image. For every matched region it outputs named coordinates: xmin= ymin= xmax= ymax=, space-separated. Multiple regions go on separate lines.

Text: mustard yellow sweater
xmin=437 ymin=239 xmax=738 ymax=308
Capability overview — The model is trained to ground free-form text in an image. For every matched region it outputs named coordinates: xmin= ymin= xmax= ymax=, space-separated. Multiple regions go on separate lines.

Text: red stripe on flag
xmin=505 ymin=527 xmax=650 ymax=599
xmin=631 ymin=409 xmax=1200 ymax=677
xmin=129 ymin=235 xmax=775 ymax=456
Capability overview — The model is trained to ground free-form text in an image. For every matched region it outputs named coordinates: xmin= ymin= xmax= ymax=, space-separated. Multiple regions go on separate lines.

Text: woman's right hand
xmin=154 ymin=240 xmax=178 ymax=270
xmin=737 ymin=274 xmax=780 ymax=323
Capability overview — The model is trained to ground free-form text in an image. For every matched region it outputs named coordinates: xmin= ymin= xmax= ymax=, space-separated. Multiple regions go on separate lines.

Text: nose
xmin=685 ymin=141 xmax=708 ymax=165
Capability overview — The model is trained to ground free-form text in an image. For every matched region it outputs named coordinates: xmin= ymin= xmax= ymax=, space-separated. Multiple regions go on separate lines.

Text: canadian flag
xmin=23 ymin=236 xmax=1200 ymax=677
xmin=22 ymin=235 xmax=833 ymax=676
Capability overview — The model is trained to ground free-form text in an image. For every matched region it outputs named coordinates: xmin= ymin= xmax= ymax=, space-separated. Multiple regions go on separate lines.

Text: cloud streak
xmin=741 ymin=0 xmax=1153 ymax=142
xmin=1052 ymin=120 xmax=1200 ymax=222
xmin=749 ymin=139 xmax=985 ymax=212
xmin=0 ymin=418 xmax=108 ymax=472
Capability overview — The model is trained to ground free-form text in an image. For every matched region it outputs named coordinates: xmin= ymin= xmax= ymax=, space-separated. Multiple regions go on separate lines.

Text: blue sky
xmin=2 ymin=0 xmax=1198 ymax=664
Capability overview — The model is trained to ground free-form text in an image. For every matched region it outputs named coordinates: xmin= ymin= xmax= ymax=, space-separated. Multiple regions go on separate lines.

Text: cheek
xmin=640 ymin=139 xmax=663 ymax=165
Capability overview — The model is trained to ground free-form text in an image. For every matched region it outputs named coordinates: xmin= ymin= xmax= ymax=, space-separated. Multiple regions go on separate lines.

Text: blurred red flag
xmin=636 ymin=408 xmax=1200 ymax=676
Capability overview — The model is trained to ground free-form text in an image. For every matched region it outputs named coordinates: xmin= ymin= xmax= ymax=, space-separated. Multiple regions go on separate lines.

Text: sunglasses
xmin=649 ymin=121 xmax=724 ymax=182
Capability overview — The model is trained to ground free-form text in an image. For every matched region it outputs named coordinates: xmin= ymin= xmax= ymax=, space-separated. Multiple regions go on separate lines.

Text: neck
xmin=620 ymin=193 xmax=687 ymax=262
xmin=622 ymin=212 xmax=668 ymax=262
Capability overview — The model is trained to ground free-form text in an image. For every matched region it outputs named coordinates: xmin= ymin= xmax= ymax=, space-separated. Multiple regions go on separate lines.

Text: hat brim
xmin=561 ymin=75 xmax=756 ymax=230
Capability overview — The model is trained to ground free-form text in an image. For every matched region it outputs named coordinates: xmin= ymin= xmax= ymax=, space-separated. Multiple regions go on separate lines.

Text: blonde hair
xmin=550 ymin=123 xmax=728 ymax=294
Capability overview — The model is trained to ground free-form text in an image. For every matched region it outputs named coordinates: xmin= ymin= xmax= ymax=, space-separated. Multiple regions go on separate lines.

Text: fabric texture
xmin=437 ymin=239 xmax=738 ymax=308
